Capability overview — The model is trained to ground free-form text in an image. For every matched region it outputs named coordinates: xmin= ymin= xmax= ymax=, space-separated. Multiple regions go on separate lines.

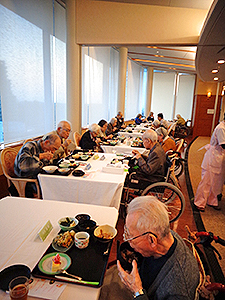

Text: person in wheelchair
xmin=126 ymin=129 xmax=167 ymax=190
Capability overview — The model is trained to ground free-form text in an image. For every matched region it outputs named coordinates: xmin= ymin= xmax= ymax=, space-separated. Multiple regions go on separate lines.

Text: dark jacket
xmin=80 ymin=130 xmax=96 ymax=150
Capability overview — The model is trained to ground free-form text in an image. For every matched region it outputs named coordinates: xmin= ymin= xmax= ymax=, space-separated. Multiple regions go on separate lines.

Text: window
xmin=0 ymin=0 xmax=66 ymax=144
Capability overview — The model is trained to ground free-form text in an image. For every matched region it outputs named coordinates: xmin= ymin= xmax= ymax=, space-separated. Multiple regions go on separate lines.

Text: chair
xmin=73 ymin=131 xmax=81 ymax=148
xmin=0 ymin=147 xmax=41 ymax=198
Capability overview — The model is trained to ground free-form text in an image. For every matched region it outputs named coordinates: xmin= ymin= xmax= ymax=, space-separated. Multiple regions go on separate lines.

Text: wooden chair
xmin=0 ymin=147 xmax=41 ymax=198
xmin=73 ymin=131 xmax=81 ymax=148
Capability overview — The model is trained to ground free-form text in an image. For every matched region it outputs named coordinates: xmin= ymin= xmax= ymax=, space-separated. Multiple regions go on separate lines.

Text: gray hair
xmin=142 ymin=129 xmax=158 ymax=142
xmin=43 ymin=133 xmax=60 ymax=144
xmin=153 ymin=119 xmax=160 ymax=127
xmin=156 ymin=127 xmax=168 ymax=139
xmin=127 ymin=196 xmax=170 ymax=239
xmin=89 ymin=123 xmax=100 ymax=134
xmin=109 ymin=117 xmax=117 ymax=125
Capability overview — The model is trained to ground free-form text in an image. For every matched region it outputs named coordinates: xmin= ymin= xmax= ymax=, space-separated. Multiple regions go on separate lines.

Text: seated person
xmin=14 ymin=134 xmax=61 ymax=197
xmin=147 ymin=111 xmax=154 ymax=122
xmin=156 ymin=127 xmax=176 ymax=153
xmin=176 ymin=114 xmax=186 ymax=126
xmin=43 ymin=120 xmax=73 ymax=162
xmin=103 ymin=196 xmax=199 ymax=300
xmin=80 ymin=123 xmax=101 ymax=150
xmin=135 ymin=114 xmax=147 ymax=125
xmin=98 ymin=119 xmax=113 ymax=140
xmin=131 ymin=129 xmax=166 ymax=183
xmin=151 ymin=119 xmax=160 ymax=129
xmin=157 ymin=113 xmax=168 ymax=129
xmin=106 ymin=118 xmax=118 ymax=136
xmin=116 ymin=111 xmax=126 ymax=131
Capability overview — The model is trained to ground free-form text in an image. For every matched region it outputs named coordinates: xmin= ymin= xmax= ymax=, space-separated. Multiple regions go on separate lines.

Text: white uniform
xmin=194 ymin=121 xmax=225 ymax=208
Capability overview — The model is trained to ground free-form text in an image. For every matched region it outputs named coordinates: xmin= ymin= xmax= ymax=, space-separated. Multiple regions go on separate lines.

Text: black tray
xmin=32 ymin=233 xmax=112 ymax=287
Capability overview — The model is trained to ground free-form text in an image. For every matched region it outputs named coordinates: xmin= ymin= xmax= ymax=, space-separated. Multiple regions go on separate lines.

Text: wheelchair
xmin=121 ymin=155 xmax=185 ymax=223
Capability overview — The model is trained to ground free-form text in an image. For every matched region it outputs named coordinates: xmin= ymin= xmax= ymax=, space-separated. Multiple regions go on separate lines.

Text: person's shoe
xmin=207 ymin=204 xmax=221 ymax=210
xmin=217 ymin=194 xmax=222 ymax=201
xmin=193 ymin=204 xmax=205 ymax=212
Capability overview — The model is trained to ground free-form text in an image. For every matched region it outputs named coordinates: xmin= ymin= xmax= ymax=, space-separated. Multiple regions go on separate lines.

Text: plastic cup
xmin=9 ymin=276 xmax=29 ymax=300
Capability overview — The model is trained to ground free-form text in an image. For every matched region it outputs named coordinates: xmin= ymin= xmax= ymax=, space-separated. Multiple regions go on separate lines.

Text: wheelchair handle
xmin=195 ymin=232 xmax=225 ymax=246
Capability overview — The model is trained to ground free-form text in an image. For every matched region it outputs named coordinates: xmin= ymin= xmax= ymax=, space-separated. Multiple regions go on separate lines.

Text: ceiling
xmin=97 ymin=0 xmax=214 ymax=76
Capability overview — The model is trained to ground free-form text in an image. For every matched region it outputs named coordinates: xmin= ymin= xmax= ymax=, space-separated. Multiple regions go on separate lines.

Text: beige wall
xmin=76 ymin=0 xmax=208 ymax=45
xmin=196 ymin=78 xmax=222 ymax=95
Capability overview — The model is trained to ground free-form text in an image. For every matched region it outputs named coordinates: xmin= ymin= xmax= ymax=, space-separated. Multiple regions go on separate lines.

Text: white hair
xmin=127 ymin=196 xmax=170 ymax=239
xmin=156 ymin=127 xmax=168 ymax=139
xmin=109 ymin=117 xmax=117 ymax=125
xmin=153 ymin=119 xmax=160 ymax=127
xmin=89 ymin=123 xmax=100 ymax=134
xmin=142 ymin=129 xmax=158 ymax=142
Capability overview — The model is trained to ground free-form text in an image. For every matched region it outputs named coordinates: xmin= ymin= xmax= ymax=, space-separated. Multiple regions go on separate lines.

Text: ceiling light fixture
xmin=211 ymin=69 xmax=218 ymax=73
xmin=214 ymin=77 xmax=219 ymax=81
xmin=217 ymin=59 xmax=225 ymax=64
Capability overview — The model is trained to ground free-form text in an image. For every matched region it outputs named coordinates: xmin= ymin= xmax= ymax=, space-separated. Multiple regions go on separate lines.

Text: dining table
xmin=101 ymin=142 xmax=146 ymax=155
xmin=0 ymin=196 xmax=118 ymax=300
xmin=38 ymin=153 xmax=127 ymax=210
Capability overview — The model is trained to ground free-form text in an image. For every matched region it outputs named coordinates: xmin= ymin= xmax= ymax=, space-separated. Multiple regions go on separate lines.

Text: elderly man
xmin=14 ymin=134 xmax=61 ymax=197
xmin=131 ymin=129 xmax=166 ymax=182
xmin=43 ymin=120 xmax=73 ymax=161
xmin=156 ymin=127 xmax=176 ymax=153
xmin=114 ymin=196 xmax=200 ymax=300
xmin=80 ymin=123 xmax=101 ymax=150
xmin=116 ymin=111 xmax=126 ymax=131
xmin=157 ymin=113 xmax=168 ymax=129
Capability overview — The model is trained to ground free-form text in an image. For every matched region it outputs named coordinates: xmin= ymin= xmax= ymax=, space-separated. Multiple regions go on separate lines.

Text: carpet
xmin=187 ymin=136 xmax=225 ymax=285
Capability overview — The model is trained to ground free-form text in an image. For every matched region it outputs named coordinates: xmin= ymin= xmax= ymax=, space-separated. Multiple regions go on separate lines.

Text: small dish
xmin=94 ymin=225 xmax=117 ymax=243
xmin=78 ymin=219 xmax=97 ymax=233
xmin=75 ymin=214 xmax=91 ymax=223
xmin=43 ymin=165 xmax=58 ymax=174
xmin=58 ymin=168 xmax=70 ymax=174
xmin=80 ymin=155 xmax=89 ymax=161
xmin=52 ymin=237 xmax=74 ymax=253
xmin=38 ymin=253 xmax=71 ymax=275
xmin=58 ymin=217 xmax=79 ymax=231
xmin=72 ymin=169 xmax=85 ymax=177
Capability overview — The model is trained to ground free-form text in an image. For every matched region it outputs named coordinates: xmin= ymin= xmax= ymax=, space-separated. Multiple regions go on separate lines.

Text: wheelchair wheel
xmin=174 ymin=159 xmax=184 ymax=178
xmin=141 ymin=182 xmax=185 ymax=223
xmin=167 ymin=173 xmax=179 ymax=188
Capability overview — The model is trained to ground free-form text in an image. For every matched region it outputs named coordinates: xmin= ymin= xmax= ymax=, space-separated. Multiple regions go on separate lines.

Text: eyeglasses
xmin=123 ymin=225 xmax=157 ymax=242
xmin=61 ymin=127 xmax=71 ymax=133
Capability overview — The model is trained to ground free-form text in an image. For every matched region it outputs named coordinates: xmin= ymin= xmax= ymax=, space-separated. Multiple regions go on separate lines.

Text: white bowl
xmin=43 ymin=165 xmax=58 ymax=173
xmin=58 ymin=168 xmax=70 ymax=173
xmin=94 ymin=224 xmax=117 ymax=242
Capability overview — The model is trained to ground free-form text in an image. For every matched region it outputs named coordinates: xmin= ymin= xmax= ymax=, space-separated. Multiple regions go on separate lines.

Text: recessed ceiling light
xmin=214 ymin=77 xmax=219 ymax=81
xmin=212 ymin=69 xmax=218 ymax=73
xmin=217 ymin=59 xmax=225 ymax=64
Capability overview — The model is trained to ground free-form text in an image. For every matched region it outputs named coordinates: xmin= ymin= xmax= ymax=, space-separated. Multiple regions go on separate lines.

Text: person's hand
xmin=132 ymin=149 xmax=142 ymax=159
xmin=117 ymin=260 xmax=143 ymax=294
xmin=113 ymin=127 xmax=117 ymax=132
xmin=39 ymin=151 xmax=53 ymax=161
xmin=63 ymin=139 xmax=72 ymax=148
xmin=96 ymin=137 xmax=101 ymax=144
xmin=107 ymin=134 xmax=113 ymax=139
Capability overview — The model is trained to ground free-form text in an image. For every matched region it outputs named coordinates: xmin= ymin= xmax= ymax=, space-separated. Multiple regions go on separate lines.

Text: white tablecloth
xmin=0 ymin=197 xmax=118 ymax=300
xmin=101 ymin=144 xmax=145 ymax=155
xmin=38 ymin=154 xmax=126 ymax=210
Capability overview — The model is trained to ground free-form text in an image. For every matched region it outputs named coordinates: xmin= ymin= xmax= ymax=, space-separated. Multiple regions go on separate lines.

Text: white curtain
xmin=151 ymin=71 xmax=176 ymax=121
xmin=0 ymin=0 xmax=66 ymax=144
xmin=175 ymin=74 xmax=195 ymax=120
xmin=125 ymin=60 xmax=144 ymax=120
xmin=82 ymin=47 xmax=119 ymax=126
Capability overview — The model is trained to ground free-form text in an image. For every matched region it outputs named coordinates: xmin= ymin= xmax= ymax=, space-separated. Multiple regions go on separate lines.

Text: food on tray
xmin=96 ymin=229 xmax=114 ymax=239
xmin=52 ymin=253 xmax=61 ymax=272
xmin=60 ymin=217 xmax=76 ymax=227
xmin=54 ymin=230 xmax=75 ymax=248
xmin=72 ymin=153 xmax=80 ymax=159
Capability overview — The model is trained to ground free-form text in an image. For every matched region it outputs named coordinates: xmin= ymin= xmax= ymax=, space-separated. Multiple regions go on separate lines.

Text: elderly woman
xmin=80 ymin=123 xmax=101 ymax=150
xmin=98 ymin=119 xmax=113 ymax=140
xmin=106 ymin=118 xmax=117 ymax=136
xmin=176 ymin=114 xmax=186 ymax=126
xmin=156 ymin=127 xmax=176 ymax=153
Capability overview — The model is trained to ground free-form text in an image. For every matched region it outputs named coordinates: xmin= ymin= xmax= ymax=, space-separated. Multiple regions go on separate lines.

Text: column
xmin=67 ymin=0 xmax=82 ymax=134
xmin=145 ymin=67 xmax=153 ymax=116
xmin=117 ymin=47 xmax=128 ymax=115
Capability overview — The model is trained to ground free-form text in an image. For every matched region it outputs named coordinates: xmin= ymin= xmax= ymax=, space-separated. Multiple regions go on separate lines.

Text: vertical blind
xmin=0 ymin=0 xmax=66 ymax=144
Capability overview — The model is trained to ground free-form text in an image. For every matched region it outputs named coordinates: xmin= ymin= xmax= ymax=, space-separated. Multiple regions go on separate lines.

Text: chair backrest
xmin=73 ymin=131 xmax=81 ymax=147
xmin=0 ymin=148 xmax=18 ymax=179
xmin=176 ymin=138 xmax=184 ymax=153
